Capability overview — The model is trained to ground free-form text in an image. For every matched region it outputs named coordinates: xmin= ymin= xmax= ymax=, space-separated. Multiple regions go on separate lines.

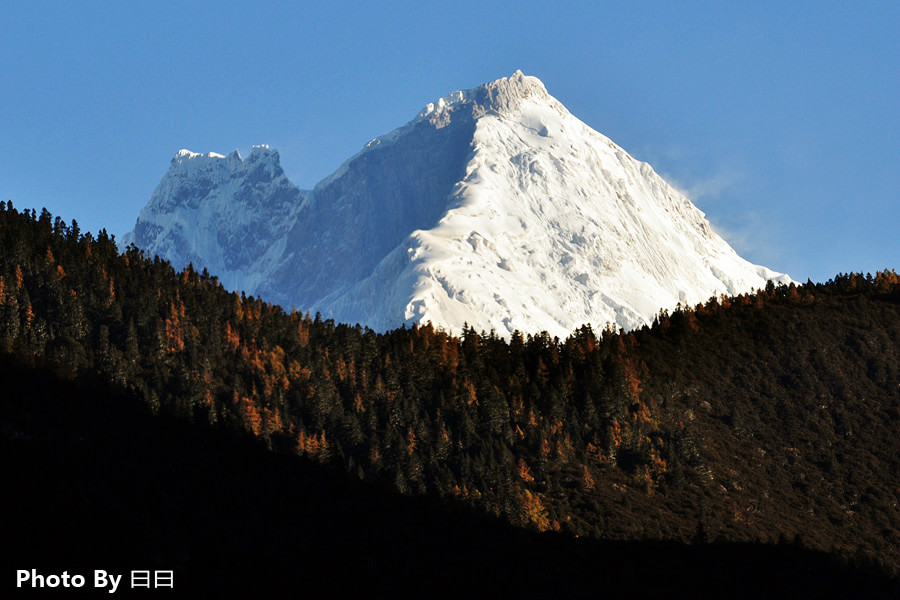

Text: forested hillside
xmin=6 ymin=353 xmax=895 ymax=598
xmin=2 ymin=202 xmax=898 ymax=591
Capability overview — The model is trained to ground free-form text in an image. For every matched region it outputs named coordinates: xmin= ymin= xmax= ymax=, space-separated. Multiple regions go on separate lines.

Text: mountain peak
xmin=415 ymin=71 xmax=556 ymax=128
xmin=129 ymin=74 xmax=790 ymax=338
xmin=472 ymin=70 xmax=552 ymax=114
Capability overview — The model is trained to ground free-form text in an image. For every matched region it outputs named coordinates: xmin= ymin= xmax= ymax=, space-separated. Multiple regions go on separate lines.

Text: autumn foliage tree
xmin=2 ymin=202 xmax=900 ymax=570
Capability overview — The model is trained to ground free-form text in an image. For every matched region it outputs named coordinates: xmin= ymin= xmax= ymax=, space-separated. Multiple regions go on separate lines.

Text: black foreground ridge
xmin=1 ymin=203 xmax=899 ymax=596
xmin=4 ymin=356 xmax=896 ymax=598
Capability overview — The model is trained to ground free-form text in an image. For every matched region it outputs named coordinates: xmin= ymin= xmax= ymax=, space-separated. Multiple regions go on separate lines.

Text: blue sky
xmin=2 ymin=1 xmax=897 ymax=284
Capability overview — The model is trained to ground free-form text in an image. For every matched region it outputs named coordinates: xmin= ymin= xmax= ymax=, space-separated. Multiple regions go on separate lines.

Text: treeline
xmin=1 ymin=202 xmax=899 ymax=571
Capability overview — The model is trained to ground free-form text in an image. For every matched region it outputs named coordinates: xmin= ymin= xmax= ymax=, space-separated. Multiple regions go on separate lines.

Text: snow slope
xmin=125 ymin=71 xmax=790 ymax=338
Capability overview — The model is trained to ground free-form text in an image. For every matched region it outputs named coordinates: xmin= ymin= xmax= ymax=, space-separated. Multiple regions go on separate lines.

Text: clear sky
xmin=2 ymin=1 xmax=897 ymax=284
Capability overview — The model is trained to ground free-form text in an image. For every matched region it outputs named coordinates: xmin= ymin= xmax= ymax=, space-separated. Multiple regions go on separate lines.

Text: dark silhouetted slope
xmin=3 ymin=355 xmax=896 ymax=598
xmin=1 ymin=203 xmax=898 ymax=596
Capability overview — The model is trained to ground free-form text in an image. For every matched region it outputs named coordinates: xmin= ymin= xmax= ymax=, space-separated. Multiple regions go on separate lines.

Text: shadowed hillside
xmin=1 ymin=202 xmax=898 ymax=595
xmin=4 ymin=355 xmax=896 ymax=598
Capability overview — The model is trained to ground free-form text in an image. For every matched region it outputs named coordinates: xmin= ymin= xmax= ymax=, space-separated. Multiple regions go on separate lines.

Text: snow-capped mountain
xmin=121 ymin=146 xmax=308 ymax=294
xmin=124 ymin=71 xmax=790 ymax=338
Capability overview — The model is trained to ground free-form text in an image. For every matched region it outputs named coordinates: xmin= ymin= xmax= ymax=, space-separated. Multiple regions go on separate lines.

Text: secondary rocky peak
xmin=164 ymin=145 xmax=284 ymax=183
xmin=248 ymin=144 xmax=280 ymax=164
xmin=243 ymin=145 xmax=284 ymax=182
